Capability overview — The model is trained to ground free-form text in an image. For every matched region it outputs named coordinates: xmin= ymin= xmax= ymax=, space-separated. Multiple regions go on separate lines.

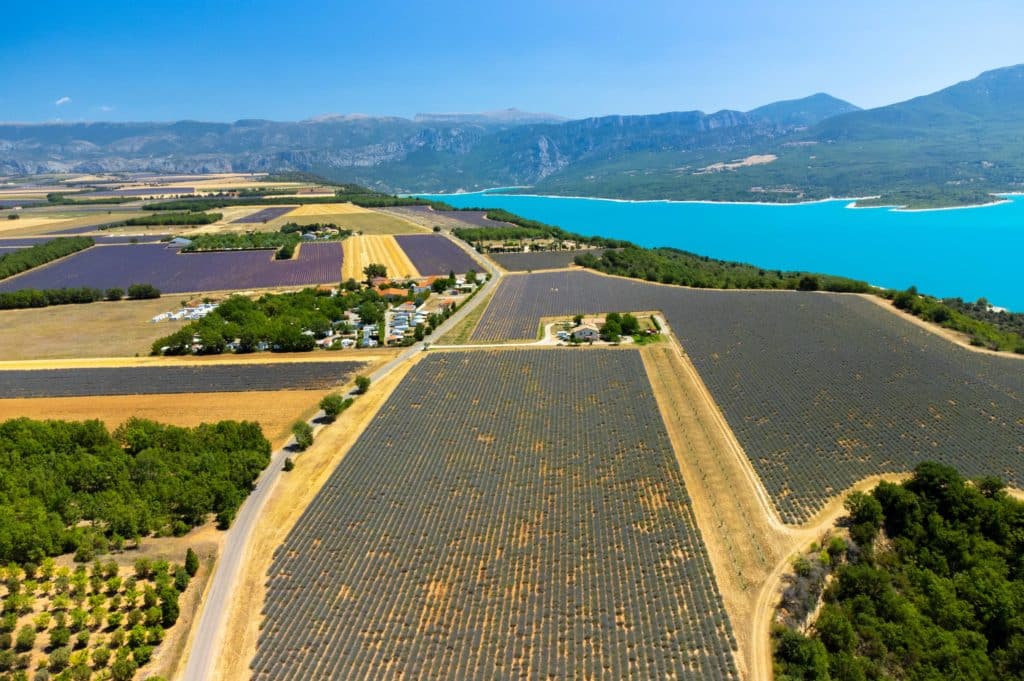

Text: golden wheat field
xmin=342 ymin=234 xmax=421 ymax=281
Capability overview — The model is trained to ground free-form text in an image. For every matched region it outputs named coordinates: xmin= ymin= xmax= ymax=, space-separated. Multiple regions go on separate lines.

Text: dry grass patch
xmin=0 ymin=389 xmax=329 ymax=449
xmin=0 ymin=297 xmax=187 ymax=361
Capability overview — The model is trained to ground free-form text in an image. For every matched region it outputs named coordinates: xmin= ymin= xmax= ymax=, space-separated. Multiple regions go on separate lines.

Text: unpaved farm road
xmin=181 ymin=233 xmax=499 ymax=681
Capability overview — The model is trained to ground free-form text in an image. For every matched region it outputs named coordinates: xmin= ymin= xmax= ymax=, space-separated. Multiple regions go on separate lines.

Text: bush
xmin=184 ymin=548 xmax=199 ymax=577
xmin=126 ymin=283 xmax=160 ymax=300
xmin=355 ymin=375 xmax=371 ymax=394
xmin=291 ymin=421 xmax=314 ymax=451
xmin=14 ymin=626 xmax=34 ymax=652
xmin=319 ymin=393 xmax=352 ymax=421
xmin=110 ymin=656 xmax=137 ymax=681
xmin=283 ymin=457 xmax=295 ymax=472
xmin=47 ymin=646 xmax=71 ymax=672
xmin=104 ymin=288 xmax=124 ymax=301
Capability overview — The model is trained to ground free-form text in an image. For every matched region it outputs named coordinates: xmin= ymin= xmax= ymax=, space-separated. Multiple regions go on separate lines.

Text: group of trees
xmin=123 ymin=211 xmax=221 ymax=227
xmin=598 ymin=312 xmax=641 ymax=341
xmin=774 ymin=462 xmax=1024 ymax=680
xmin=574 ymin=245 xmax=872 ymax=293
xmin=0 ymin=283 xmax=160 ymax=311
xmin=452 ymin=211 xmax=628 ymax=252
xmin=0 ymin=553 xmax=196 ymax=679
xmin=0 ymin=237 xmax=94 ymax=281
xmin=151 ymin=287 xmax=387 ymax=355
xmin=182 ymin=224 xmax=351 ymax=260
xmin=888 ymin=286 xmax=1024 ymax=352
xmin=0 ymin=417 xmax=271 ymax=564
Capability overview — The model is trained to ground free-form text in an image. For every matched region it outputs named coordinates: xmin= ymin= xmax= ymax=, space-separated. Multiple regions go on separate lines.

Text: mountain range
xmin=3 ymin=65 xmax=1023 ymax=205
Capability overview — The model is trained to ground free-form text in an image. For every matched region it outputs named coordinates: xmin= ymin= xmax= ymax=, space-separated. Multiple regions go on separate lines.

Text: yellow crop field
xmin=0 ymin=217 xmax=72 ymax=234
xmin=342 ymin=234 xmax=421 ymax=281
xmin=0 ymin=390 xmax=329 ymax=449
xmin=289 ymin=202 xmax=372 ymax=217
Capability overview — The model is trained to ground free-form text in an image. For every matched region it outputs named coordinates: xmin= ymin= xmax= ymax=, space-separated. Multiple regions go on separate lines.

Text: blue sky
xmin=3 ymin=0 xmax=1023 ymax=122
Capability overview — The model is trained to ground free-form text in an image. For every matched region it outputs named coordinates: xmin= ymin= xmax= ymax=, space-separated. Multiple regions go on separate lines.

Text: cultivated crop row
xmin=0 ymin=361 xmax=364 ymax=397
xmin=470 ymin=271 xmax=1024 ymax=522
xmin=233 ymin=207 xmax=296 ymax=223
xmin=0 ymin=241 xmax=343 ymax=294
xmin=490 ymin=248 xmax=606 ymax=272
xmin=252 ymin=349 xmax=738 ymax=680
xmin=394 ymin=234 xmax=480 ymax=275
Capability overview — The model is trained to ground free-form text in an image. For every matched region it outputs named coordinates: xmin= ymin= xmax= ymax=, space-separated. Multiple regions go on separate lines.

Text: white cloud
xmin=55 ymin=96 xmax=72 ymax=106
xmin=98 ymin=105 xmax=115 ymax=112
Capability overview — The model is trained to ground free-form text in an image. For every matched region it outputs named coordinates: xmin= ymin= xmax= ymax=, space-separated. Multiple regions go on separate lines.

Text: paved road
xmin=181 ymin=232 xmax=501 ymax=681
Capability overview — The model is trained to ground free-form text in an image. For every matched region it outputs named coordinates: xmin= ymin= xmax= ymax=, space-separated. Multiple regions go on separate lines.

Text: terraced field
xmin=252 ymin=349 xmax=738 ymax=680
xmin=471 ymin=271 xmax=1024 ymax=523
xmin=0 ymin=360 xmax=364 ymax=397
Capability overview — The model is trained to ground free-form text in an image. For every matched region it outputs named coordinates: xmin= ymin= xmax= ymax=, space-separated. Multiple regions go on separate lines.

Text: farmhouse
xmin=571 ymin=323 xmax=600 ymax=341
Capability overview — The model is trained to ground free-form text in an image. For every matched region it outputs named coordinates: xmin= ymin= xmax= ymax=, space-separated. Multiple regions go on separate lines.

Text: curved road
xmin=181 ymin=233 xmax=500 ymax=681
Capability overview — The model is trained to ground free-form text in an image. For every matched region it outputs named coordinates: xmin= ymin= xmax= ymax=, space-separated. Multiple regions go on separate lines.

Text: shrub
xmin=291 ymin=421 xmax=314 ymax=451
xmin=355 ymin=375 xmax=371 ymax=394
xmin=14 ymin=626 xmax=34 ymax=652
xmin=184 ymin=548 xmax=199 ymax=577
xmin=319 ymin=393 xmax=351 ymax=421
xmin=127 ymin=283 xmax=160 ymax=300
xmin=104 ymin=288 xmax=124 ymax=301
xmin=283 ymin=457 xmax=295 ymax=472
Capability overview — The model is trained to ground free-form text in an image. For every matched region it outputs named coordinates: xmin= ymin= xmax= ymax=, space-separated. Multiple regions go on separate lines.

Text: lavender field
xmin=394 ymin=234 xmax=479 ymax=275
xmin=0 ymin=242 xmax=342 ymax=294
xmin=471 ymin=270 xmax=1024 ymax=523
xmin=233 ymin=207 xmax=295 ymax=223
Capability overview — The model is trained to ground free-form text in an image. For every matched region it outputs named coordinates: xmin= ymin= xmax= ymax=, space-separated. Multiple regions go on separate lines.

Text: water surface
xmin=417 ymin=191 xmax=1024 ymax=311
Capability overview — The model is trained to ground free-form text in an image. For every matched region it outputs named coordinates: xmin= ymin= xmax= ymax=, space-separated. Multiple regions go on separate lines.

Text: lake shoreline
xmin=415 ymin=190 xmax=1022 ymax=311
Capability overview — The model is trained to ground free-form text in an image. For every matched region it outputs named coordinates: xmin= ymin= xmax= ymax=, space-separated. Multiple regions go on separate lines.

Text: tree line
xmin=774 ymin=462 xmax=1024 ymax=680
xmin=123 ymin=211 xmax=222 ymax=226
xmin=0 ymin=284 xmax=160 ymax=310
xmin=887 ymin=286 xmax=1024 ymax=353
xmin=0 ymin=237 xmax=93 ymax=281
xmin=574 ymin=245 xmax=872 ymax=292
xmin=0 ymin=417 xmax=271 ymax=565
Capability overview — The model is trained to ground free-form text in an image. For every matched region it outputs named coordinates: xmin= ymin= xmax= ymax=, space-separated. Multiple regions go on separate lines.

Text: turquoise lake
xmin=416 ymin=191 xmax=1024 ymax=311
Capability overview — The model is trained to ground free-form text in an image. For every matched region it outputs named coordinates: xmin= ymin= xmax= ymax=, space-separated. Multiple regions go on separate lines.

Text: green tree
xmin=844 ymin=491 xmax=883 ymax=547
xmin=363 ymin=263 xmax=387 ymax=283
xmin=291 ymin=421 xmax=314 ymax=451
xmin=355 ymin=375 xmax=371 ymax=394
xmin=319 ymin=393 xmax=348 ymax=422
xmin=798 ymin=275 xmax=820 ymax=291
xmin=104 ymin=288 xmax=124 ymax=301
xmin=184 ymin=548 xmax=199 ymax=578
xmin=282 ymin=457 xmax=295 ymax=472
xmin=110 ymin=656 xmax=137 ymax=681
xmin=14 ymin=626 xmax=34 ymax=652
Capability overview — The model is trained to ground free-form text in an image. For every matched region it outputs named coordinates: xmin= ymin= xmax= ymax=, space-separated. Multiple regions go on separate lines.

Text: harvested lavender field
xmin=471 ymin=271 xmax=1024 ymax=522
xmin=252 ymin=350 xmax=738 ymax=680
xmin=233 ymin=206 xmax=296 ymax=223
xmin=0 ymin=360 xmax=364 ymax=397
xmin=489 ymin=248 xmax=605 ymax=271
xmin=0 ymin=241 xmax=342 ymax=294
xmin=394 ymin=233 xmax=480 ymax=275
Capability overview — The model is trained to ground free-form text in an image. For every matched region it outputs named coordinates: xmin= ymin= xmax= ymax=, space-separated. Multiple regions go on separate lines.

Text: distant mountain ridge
xmin=3 ymin=65 xmax=1023 ymax=206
